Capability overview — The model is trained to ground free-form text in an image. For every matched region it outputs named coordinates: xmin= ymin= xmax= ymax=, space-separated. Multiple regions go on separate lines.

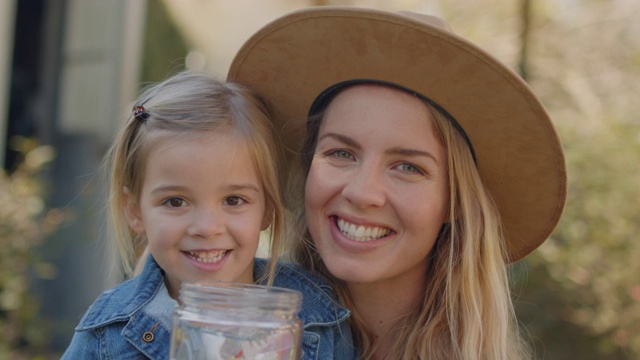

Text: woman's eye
xmin=224 ymin=196 xmax=245 ymax=206
xmin=398 ymin=163 xmax=423 ymax=174
xmin=165 ymin=197 xmax=186 ymax=208
xmin=329 ymin=149 xmax=354 ymax=160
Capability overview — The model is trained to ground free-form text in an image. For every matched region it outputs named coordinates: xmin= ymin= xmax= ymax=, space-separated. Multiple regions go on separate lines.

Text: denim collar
xmin=75 ymin=256 xmax=173 ymax=329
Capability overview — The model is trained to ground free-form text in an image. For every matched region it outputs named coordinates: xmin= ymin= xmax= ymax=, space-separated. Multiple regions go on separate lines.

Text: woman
xmin=228 ymin=7 xmax=567 ymax=359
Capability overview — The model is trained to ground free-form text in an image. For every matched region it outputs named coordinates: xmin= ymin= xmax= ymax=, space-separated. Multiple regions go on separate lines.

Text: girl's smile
xmin=182 ymin=248 xmax=231 ymax=272
xmin=184 ymin=249 xmax=228 ymax=263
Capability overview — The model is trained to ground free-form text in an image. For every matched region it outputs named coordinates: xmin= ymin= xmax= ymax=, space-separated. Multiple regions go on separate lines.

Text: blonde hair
xmin=292 ymin=86 xmax=531 ymax=359
xmin=105 ymin=72 xmax=285 ymax=284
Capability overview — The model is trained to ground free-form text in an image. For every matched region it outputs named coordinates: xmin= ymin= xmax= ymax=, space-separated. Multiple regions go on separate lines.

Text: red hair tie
xmin=133 ymin=105 xmax=149 ymax=121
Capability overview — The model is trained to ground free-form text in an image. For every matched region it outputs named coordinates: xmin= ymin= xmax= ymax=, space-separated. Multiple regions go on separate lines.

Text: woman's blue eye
xmin=332 ymin=150 xmax=352 ymax=159
xmin=225 ymin=196 xmax=245 ymax=206
xmin=399 ymin=163 xmax=421 ymax=174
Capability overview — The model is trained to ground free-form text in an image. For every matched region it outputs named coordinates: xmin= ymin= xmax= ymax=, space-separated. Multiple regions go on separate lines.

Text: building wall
xmin=0 ymin=0 xmax=17 ymax=166
xmin=2 ymin=0 xmax=147 ymax=352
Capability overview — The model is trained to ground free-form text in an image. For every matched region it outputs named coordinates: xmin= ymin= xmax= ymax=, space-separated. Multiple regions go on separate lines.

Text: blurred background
xmin=0 ymin=0 xmax=638 ymax=359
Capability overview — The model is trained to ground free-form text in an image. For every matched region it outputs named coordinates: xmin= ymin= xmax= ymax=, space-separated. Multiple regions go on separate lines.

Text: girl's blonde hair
xmin=292 ymin=86 xmax=531 ymax=359
xmin=105 ymin=71 xmax=285 ymax=284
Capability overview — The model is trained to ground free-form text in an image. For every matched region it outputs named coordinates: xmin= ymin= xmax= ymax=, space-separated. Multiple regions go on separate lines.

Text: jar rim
xmin=179 ymin=281 xmax=302 ymax=311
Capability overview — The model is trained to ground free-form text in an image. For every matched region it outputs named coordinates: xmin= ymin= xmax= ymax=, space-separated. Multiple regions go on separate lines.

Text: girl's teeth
xmin=337 ymin=218 xmax=390 ymax=242
xmin=188 ymin=250 xmax=226 ymax=263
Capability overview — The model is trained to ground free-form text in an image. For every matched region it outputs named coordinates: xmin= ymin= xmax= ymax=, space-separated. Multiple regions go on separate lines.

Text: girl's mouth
xmin=184 ymin=250 xmax=227 ymax=263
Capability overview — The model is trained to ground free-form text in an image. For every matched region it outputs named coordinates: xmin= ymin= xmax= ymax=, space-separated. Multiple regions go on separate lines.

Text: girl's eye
xmin=224 ymin=196 xmax=246 ymax=206
xmin=165 ymin=197 xmax=186 ymax=208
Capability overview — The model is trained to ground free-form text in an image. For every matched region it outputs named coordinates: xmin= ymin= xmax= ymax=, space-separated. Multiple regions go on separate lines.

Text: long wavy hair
xmin=104 ymin=71 xmax=285 ymax=284
xmin=290 ymin=85 xmax=531 ymax=359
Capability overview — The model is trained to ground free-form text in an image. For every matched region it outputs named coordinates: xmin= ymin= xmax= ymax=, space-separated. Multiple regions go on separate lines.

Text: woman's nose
xmin=341 ymin=162 xmax=386 ymax=208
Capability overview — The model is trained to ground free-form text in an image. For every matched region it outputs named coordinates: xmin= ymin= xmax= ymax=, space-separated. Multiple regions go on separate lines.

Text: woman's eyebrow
xmin=318 ymin=133 xmax=439 ymax=164
xmin=386 ymin=147 xmax=439 ymax=164
xmin=317 ymin=132 xmax=360 ymax=149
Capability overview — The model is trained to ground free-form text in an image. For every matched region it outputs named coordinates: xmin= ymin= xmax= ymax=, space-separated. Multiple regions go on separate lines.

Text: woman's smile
xmin=335 ymin=216 xmax=392 ymax=242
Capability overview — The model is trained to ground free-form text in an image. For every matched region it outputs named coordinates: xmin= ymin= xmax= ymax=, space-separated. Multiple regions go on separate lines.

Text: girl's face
xmin=305 ymin=85 xmax=448 ymax=290
xmin=126 ymin=129 xmax=270 ymax=299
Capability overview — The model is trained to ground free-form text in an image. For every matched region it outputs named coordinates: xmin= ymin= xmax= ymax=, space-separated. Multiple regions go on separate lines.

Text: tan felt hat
xmin=228 ymin=6 xmax=567 ymax=261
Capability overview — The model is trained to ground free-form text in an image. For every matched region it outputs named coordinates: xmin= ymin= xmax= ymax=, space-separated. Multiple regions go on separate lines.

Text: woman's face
xmin=305 ymin=85 xmax=449 ymax=289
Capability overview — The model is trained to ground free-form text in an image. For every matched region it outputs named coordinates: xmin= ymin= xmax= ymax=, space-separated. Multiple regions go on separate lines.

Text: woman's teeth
xmin=337 ymin=218 xmax=391 ymax=242
xmin=187 ymin=250 xmax=226 ymax=263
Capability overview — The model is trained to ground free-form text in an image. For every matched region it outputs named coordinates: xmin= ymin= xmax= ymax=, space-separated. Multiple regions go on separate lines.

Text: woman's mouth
xmin=336 ymin=217 xmax=391 ymax=242
xmin=185 ymin=249 xmax=227 ymax=263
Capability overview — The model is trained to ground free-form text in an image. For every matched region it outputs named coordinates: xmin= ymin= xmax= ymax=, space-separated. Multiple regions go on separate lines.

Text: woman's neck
xmin=347 ymin=273 xmax=425 ymax=359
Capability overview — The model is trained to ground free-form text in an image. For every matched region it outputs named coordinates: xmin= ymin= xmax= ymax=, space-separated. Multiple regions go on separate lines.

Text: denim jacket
xmin=61 ymin=256 xmax=357 ymax=359
xmin=254 ymin=259 xmax=357 ymax=359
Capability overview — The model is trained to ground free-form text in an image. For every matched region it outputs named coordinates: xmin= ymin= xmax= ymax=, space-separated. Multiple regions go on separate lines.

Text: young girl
xmin=61 ymin=72 xmax=356 ymax=359
xmin=228 ymin=7 xmax=567 ymax=360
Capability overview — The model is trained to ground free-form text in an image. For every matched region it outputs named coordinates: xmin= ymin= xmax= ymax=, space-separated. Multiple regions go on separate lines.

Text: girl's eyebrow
xmin=225 ymin=184 xmax=261 ymax=193
xmin=150 ymin=185 xmax=187 ymax=195
xmin=150 ymin=183 xmax=260 ymax=195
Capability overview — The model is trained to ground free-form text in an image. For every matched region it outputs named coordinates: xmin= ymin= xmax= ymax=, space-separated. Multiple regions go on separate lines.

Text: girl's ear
xmin=260 ymin=204 xmax=274 ymax=231
xmin=124 ymin=187 xmax=145 ymax=235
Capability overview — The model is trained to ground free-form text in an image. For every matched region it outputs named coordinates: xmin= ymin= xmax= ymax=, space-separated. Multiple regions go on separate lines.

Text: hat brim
xmin=228 ymin=6 xmax=567 ymax=262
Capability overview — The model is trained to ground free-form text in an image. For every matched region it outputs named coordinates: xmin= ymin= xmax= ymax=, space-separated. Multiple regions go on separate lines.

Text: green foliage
xmin=0 ymin=138 xmax=69 ymax=358
xmin=438 ymin=0 xmax=640 ymax=357
xmin=512 ymin=0 xmax=640 ymax=357
xmin=522 ymin=119 xmax=640 ymax=359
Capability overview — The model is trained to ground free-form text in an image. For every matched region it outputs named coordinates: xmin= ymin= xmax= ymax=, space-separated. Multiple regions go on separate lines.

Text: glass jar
xmin=169 ymin=282 xmax=303 ymax=360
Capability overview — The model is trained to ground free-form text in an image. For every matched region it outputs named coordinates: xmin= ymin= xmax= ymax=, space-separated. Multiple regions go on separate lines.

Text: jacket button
xmin=142 ymin=331 xmax=155 ymax=343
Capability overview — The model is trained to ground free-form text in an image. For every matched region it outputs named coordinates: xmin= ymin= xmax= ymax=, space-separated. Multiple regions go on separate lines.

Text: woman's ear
xmin=124 ymin=187 xmax=145 ymax=235
xmin=260 ymin=204 xmax=274 ymax=231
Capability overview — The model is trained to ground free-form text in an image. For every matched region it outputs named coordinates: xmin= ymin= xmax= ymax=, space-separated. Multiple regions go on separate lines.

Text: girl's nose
xmin=341 ymin=162 xmax=386 ymax=208
xmin=187 ymin=207 xmax=225 ymax=238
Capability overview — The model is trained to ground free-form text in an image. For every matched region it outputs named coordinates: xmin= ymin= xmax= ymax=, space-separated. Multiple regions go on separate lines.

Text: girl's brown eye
xmin=225 ymin=196 xmax=244 ymax=206
xmin=167 ymin=198 xmax=184 ymax=208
